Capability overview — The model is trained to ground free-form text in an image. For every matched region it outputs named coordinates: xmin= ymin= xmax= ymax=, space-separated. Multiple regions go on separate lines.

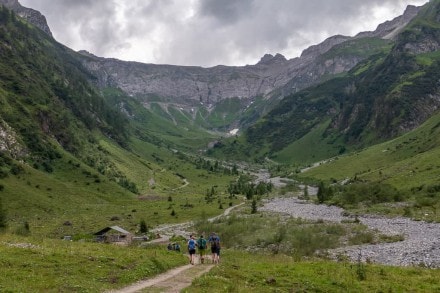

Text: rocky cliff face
xmin=0 ymin=0 xmax=52 ymax=36
xmin=79 ymin=51 xmax=293 ymax=108
xmin=79 ymin=4 xmax=421 ymax=117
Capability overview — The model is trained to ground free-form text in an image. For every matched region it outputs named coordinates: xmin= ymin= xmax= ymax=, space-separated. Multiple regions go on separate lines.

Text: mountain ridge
xmin=2 ymin=0 xmax=425 ymax=132
xmin=0 ymin=0 xmax=52 ymax=36
xmin=75 ymin=3 xmax=423 ymax=131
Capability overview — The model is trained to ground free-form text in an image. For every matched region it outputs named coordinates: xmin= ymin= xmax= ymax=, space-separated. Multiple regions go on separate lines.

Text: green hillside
xmin=299 ymin=109 xmax=440 ymax=186
xmin=0 ymin=5 xmax=238 ymax=238
xmin=210 ymin=0 xmax=440 ymax=165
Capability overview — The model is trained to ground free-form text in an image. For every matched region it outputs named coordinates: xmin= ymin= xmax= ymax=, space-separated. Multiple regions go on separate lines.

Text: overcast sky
xmin=20 ymin=0 xmax=428 ymax=67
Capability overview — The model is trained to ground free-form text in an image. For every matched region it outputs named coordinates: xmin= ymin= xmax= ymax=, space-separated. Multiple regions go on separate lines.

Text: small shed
xmin=94 ymin=226 xmax=133 ymax=244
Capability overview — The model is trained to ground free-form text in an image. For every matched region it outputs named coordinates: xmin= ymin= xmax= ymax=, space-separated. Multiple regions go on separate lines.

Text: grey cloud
xmin=20 ymin=0 xmax=428 ymax=67
xmin=198 ymin=0 xmax=255 ymax=25
xmin=165 ymin=0 xmax=426 ymax=66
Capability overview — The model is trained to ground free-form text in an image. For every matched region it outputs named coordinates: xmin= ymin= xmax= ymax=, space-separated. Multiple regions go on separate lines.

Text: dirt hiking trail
xmin=106 ymin=203 xmax=244 ymax=293
xmin=107 ymin=256 xmax=214 ymax=293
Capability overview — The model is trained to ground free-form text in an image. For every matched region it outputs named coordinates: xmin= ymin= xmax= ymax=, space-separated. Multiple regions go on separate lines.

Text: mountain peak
xmin=257 ymin=53 xmax=287 ymax=65
xmin=0 ymin=0 xmax=53 ymax=37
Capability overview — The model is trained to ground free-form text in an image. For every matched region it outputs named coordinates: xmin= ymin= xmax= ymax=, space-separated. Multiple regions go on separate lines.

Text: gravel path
xmin=261 ymin=197 xmax=440 ymax=268
xmin=106 ymin=261 xmax=214 ymax=293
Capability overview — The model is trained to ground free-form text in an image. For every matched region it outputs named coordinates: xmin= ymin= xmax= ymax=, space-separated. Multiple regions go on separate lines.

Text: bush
xmin=335 ymin=182 xmax=403 ymax=207
xmin=139 ymin=219 xmax=148 ymax=234
xmin=0 ymin=198 xmax=7 ymax=230
xmin=15 ymin=221 xmax=30 ymax=236
xmin=10 ymin=164 xmax=24 ymax=175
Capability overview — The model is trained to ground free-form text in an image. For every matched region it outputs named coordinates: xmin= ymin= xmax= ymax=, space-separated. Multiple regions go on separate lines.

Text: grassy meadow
xmin=0 ymin=234 xmax=187 ymax=292
xmin=185 ymin=251 xmax=440 ymax=293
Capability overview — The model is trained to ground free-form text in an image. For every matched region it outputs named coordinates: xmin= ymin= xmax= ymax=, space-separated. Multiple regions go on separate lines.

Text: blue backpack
xmin=188 ymin=239 xmax=196 ymax=250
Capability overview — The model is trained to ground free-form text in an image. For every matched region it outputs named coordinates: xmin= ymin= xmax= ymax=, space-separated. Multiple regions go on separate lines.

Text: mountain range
xmin=1 ymin=0 xmax=424 ymax=133
xmin=76 ymin=4 xmax=422 ymax=132
xmin=1 ymin=0 xmax=440 ymax=233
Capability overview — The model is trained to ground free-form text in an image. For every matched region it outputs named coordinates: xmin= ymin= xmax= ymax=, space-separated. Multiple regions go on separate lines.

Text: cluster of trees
xmin=194 ymin=157 xmax=239 ymax=175
xmin=227 ymin=175 xmax=273 ymax=200
xmin=316 ymin=181 xmax=404 ymax=207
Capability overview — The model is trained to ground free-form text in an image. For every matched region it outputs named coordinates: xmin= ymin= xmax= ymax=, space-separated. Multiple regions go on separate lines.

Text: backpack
xmin=210 ymin=236 xmax=220 ymax=248
xmin=188 ymin=239 xmax=196 ymax=250
xmin=198 ymin=238 xmax=207 ymax=249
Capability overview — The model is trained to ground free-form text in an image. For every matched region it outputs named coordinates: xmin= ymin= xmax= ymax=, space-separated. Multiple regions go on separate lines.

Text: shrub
xmin=335 ymin=182 xmax=403 ymax=206
xmin=349 ymin=231 xmax=375 ymax=245
xmin=0 ymin=198 xmax=7 ymax=229
xmin=15 ymin=221 xmax=30 ymax=236
xmin=10 ymin=164 xmax=24 ymax=175
xmin=139 ymin=219 xmax=148 ymax=234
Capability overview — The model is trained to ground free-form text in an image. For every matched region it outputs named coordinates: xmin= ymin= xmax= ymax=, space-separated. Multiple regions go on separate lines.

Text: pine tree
xmin=139 ymin=219 xmax=148 ymax=233
xmin=0 ymin=197 xmax=6 ymax=230
xmin=251 ymin=198 xmax=257 ymax=214
xmin=303 ymin=185 xmax=309 ymax=200
xmin=317 ymin=182 xmax=326 ymax=203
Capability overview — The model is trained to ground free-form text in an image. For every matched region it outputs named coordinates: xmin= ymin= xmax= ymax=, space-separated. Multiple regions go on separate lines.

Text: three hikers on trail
xmin=187 ymin=232 xmax=220 ymax=264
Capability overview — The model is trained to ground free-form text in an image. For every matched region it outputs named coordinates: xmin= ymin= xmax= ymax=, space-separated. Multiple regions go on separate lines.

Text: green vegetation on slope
xmin=298 ymin=111 xmax=440 ymax=221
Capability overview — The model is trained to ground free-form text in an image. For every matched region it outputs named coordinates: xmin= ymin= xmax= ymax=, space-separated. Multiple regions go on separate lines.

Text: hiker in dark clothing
xmin=208 ymin=232 xmax=220 ymax=264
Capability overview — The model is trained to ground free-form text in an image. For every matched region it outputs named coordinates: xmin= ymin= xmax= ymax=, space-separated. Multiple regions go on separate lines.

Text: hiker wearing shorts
xmin=208 ymin=232 xmax=221 ymax=264
xmin=187 ymin=234 xmax=197 ymax=265
xmin=197 ymin=235 xmax=207 ymax=264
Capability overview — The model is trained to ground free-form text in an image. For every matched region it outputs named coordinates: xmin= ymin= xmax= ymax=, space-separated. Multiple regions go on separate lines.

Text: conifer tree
xmin=251 ymin=198 xmax=257 ymax=214
xmin=0 ymin=198 xmax=6 ymax=230
xmin=303 ymin=185 xmax=309 ymax=200
xmin=139 ymin=219 xmax=148 ymax=234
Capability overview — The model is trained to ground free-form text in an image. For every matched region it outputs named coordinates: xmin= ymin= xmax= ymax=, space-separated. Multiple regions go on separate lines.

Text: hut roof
xmin=94 ymin=226 xmax=131 ymax=236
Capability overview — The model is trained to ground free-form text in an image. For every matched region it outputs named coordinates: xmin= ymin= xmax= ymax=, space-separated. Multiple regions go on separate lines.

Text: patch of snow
xmin=229 ymin=128 xmax=239 ymax=135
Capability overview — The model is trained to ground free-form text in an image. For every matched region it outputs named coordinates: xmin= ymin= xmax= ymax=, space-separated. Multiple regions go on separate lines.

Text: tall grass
xmin=185 ymin=250 xmax=440 ymax=292
xmin=0 ymin=233 xmax=187 ymax=292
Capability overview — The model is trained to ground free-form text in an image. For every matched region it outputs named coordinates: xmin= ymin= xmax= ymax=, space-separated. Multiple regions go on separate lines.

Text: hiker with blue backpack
xmin=208 ymin=232 xmax=220 ymax=264
xmin=187 ymin=234 xmax=197 ymax=265
xmin=197 ymin=235 xmax=207 ymax=264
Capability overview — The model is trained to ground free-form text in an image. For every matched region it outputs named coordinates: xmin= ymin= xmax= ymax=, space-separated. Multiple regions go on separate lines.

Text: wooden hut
xmin=94 ymin=226 xmax=133 ymax=244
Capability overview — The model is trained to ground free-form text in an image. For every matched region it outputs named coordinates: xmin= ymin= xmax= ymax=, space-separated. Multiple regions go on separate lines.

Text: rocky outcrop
xmin=0 ymin=0 xmax=53 ymax=37
xmin=355 ymin=5 xmax=421 ymax=40
xmin=0 ymin=119 xmax=27 ymax=159
xmin=300 ymin=35 xmax=351 ymax=60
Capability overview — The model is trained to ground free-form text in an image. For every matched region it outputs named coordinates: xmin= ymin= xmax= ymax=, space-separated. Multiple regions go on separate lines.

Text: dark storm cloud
xmin=199 ymin=0 xmax=255 ymax=25
xmin=20 ymin=0 xmax=428 ymax=67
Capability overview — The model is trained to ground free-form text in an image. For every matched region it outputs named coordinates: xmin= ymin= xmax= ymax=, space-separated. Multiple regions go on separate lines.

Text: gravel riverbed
xmin=261 ymin=197 xmax=440 ymax=268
